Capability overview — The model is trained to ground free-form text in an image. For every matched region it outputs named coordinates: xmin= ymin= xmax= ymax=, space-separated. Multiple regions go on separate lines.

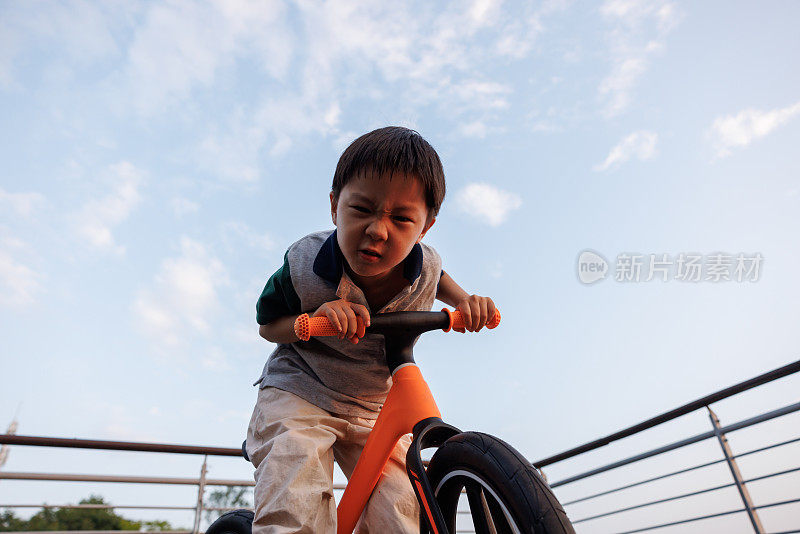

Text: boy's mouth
xmin=358 ymin=248 xmax=382 ymax=258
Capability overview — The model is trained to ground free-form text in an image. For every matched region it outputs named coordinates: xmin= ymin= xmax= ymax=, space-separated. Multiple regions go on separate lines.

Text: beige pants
xmin=246 ymin=386 xmax=420 ymax=534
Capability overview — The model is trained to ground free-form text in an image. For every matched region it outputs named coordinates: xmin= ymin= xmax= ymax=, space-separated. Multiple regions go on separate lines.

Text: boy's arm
xmin=260 ymin=300 xmax=370 ymax=344
xmin=436 ymin=270 xmax=470 ymax=307
xmin=436 ymin=270 xmax=496 ymax=332
xmin=257 ymin=250 xmax=369 ymax=345
xmin=260 ymin=315 xmax=301 ymax=344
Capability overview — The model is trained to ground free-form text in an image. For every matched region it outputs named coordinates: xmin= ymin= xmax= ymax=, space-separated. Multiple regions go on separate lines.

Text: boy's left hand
xmin=454 ymin=295 xmax=496 ymax=333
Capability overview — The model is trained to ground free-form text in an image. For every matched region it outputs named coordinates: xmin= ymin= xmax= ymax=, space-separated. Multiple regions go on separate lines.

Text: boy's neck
xmin=343 ymin=262 xmax=408 ymax=310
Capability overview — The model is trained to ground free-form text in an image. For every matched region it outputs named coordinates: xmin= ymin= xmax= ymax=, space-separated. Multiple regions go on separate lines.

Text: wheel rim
xmin=434 ymin=469 xmax=522 ymax=534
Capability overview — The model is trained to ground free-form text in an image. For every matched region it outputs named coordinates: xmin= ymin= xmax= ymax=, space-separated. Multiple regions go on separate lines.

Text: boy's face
xmin=331 ymin=171 xmax=435 ymax=288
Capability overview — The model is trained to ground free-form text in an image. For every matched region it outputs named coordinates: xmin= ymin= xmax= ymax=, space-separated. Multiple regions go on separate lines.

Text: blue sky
xmin=2 ymin=1 xmax=799 ymax=531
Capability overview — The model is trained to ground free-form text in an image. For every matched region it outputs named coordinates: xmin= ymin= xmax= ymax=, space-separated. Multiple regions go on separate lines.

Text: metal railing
xmin=0 ymin=436 xmax=253 ymax=534
xmin=533 ymin=358 xmax=800 ymax=533
xmin=2 ymin=359 xmax=799 ymax=533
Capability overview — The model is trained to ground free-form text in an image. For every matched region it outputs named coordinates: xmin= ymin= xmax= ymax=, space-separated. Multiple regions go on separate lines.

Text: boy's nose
xmin=365 ymin=218 xmax=388 ymax=241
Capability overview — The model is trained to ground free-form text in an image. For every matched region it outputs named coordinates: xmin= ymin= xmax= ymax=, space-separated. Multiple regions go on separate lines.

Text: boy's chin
xmin=349 ymin=262 xmax=397 ymax=281
xmin=351 ymin=266 xmax=385 ymax=278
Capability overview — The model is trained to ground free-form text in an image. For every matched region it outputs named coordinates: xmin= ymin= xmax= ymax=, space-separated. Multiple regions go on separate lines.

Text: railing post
xmin=193 ymin=455 xmax=208 ymax=534
xmin=707 ymin=407 xmax=764 ymax=533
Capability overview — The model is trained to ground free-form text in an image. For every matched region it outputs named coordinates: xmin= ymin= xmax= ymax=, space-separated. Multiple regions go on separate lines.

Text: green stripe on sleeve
xmin=256 ymin=251 xmax=302 ymax=325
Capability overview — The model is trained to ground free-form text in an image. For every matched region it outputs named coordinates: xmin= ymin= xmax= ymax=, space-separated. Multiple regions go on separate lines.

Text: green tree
xmin=139 ymin=520 xmax=173 ymax=532
xmin=0 ymin=510 xmax=27 ymax=532
xmin=204 ymin=486 xmax=252 ymax=522
xmin=0 ymin=495 xmax=179 ymax=532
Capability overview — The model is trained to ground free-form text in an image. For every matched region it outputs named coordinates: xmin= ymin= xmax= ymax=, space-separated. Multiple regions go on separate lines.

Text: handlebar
xmin=294 ymin=308 xmax=501 ymax=341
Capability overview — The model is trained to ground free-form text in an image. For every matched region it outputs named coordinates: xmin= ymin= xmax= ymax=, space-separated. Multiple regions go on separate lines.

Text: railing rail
xmin=560 ymin=435 xmax=800 ymax=507
xmin=535 ymin=358 xmax=800 ymax=533
xmin=2 ymin=358 xmax=799 ymax=533
xmin=533 ymin=358 xmax=800 ymax=468
xmin=0 ymin=435 xmax=241 ymax=456
xmin=548 ymin=399 xmax=800 ymax=487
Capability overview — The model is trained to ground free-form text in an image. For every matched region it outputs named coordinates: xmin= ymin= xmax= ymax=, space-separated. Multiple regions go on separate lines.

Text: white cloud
xmin=0 ymin=22 xmax=18 ymax=89
xmin=134 ymin=237 xmax=229 ymax=358
xmin=133 ymin=224 xmax=271 ymax=361
xmin=594 ymin=130 xmax=658 ymax=171
xmin=171 ymin=197 xmax=200 ymax=217
xmin=0 ymin=188 xmax=45 ymax=217
xmin=0 ymin=2 xmax=124 ymax=90
xmin=710 ymin=101 xmax=800 ymax=158
xmin=459 ymin=120 xmax=489 ymax=138
xmin=221 ymin=221 xmax=275 ymax=254
xmin=470 ymin=0 xmax=501 ymax=26
xmin=598 ymin=0 xmax=680 ymax=117
xmin=73 ymin=161 xmax=144 ymax=254
xmin=490 ymin=260 xmax=504 ymax=279
xmin=215 ymin=407 xmax=252 ymax=424
xmin=451 ymin=80 xmax=512 ymax=112
xmin=120 ymin=1 xmax=558 ymax=167
xmin=456 ymin=183 xmax=522 ymax=226
xmin=201 ymin=346 xmax=232 ymax=371
xmin=123 ymin=0 xmax=291 ymax=113
xmin=2 ymin=1 xmax=569 ymax=182
xmin=598 ymin=57 xmax=646 ymax=116
xmin=99 ymin=402 xmax=158 ymax=442
xmin=198 ymin=123 xmax=264 ymax=183
xmin=271 ymin=0 xmax=541 ymax=149
xmin=0 ymin=231 xmax=42 ymax=307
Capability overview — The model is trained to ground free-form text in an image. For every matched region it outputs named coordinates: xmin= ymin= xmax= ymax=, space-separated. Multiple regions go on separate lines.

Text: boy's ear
xmin=417 ymin=216 xmax=436 ymax=243
xmin=329 ymin=191 xmax=337 ymax=225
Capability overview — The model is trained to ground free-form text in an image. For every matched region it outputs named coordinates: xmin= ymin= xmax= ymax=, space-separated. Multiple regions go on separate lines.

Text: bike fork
xmin=406 ymin=417 xmax=462 ymax=534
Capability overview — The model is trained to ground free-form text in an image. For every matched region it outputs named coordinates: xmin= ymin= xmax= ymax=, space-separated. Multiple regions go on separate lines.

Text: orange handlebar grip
xmin=294 ymin=313 xmax=340 ymax=341
xmin=442 ymin=308 xmax=501 ymax=332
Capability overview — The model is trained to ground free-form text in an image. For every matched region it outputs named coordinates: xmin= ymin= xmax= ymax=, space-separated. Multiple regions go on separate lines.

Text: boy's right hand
xmin=312 ymin=299 xmax=370 ymax=344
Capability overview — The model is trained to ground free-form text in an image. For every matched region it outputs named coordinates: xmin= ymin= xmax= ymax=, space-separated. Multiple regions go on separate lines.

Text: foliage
xmin=0 ymin=510 xmax=27 ymax=532
xmin=204 ymin=486 xmax=252 ymax=522
xmin=0 ymin=495 xmax=179 ymax=532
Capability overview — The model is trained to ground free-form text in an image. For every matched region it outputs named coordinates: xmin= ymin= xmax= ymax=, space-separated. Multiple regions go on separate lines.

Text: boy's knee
xmin=374 ymin=471 xmax=417 ymax=506
xmin=358 ymin=469 xmax=419 ymax=532
xmin=250 ymin=427 xmax=338 ymax=533
xmin=250 ymin=422 xmax=335 ymax=468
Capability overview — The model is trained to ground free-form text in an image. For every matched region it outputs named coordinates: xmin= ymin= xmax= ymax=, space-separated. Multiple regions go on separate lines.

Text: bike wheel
xmin=426 ymin=432 xmax=575 ymax=534
xmin=205 ymin=509 xmax=253 ymax=534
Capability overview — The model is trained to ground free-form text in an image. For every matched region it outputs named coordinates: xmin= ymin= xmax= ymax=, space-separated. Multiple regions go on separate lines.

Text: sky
xmin=1 ymin=1 xmax=799 ymax=532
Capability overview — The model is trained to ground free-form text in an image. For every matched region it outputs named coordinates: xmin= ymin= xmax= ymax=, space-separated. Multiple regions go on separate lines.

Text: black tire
xmin=426 ymin=432 xmax=575 ymax=534
xmin=205 ymin=509 xmax=253 ymax=534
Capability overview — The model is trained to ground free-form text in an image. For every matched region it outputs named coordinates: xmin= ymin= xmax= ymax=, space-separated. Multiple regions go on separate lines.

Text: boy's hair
xmin=332 ymin=126 xmax=446 ymax=219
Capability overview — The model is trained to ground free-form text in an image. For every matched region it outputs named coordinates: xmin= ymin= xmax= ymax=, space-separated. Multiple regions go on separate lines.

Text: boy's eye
xmin=351 ymin=205 xmax=370 ymax=213
xmin=393 ymin=216 xmax=413 ymax=223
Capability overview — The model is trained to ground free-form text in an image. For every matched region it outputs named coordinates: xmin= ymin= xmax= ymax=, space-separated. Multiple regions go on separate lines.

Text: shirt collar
xmin=313 ymin=229 xmax=423 ymax=286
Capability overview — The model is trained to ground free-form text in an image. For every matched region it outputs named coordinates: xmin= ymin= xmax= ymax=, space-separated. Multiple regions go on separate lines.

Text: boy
xmin=248 ymin=126 xmax=496 ymax=533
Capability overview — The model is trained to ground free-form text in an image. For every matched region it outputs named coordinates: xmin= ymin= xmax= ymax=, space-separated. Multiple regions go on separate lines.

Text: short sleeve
xmin=256 ymin=251 xmax=302 ymax=325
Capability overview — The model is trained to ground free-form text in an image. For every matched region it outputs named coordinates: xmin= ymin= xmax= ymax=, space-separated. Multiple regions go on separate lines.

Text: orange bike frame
xmin=335 ymin=363 xmax=440 ymax=534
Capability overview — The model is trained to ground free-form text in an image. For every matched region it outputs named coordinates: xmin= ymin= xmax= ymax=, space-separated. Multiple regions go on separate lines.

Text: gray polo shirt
xmin=254 ymin=229 xmax=442 ymax=419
